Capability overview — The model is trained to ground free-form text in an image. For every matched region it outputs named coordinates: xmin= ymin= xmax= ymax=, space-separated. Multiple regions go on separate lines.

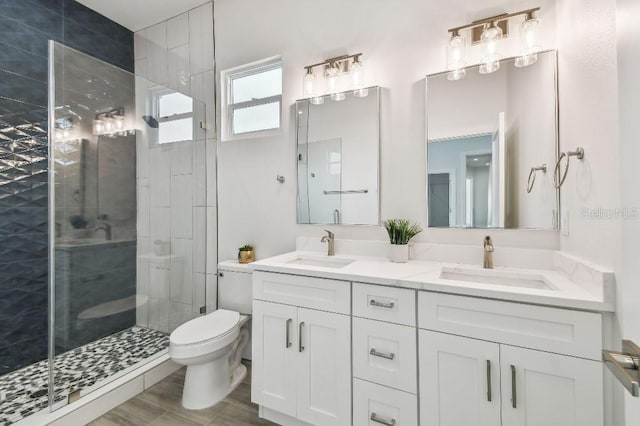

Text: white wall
xmin=556 ymin=0 xmax=620 ymax=269
xmin=616 ymin=0 xmax=640 ymax=423
xmin=215 ymin=0 xmax=559 ymax=261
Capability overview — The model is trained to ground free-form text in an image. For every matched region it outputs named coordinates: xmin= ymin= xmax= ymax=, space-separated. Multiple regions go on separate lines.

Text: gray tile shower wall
xmin=0 ymin=0 xmax=134 ymax=376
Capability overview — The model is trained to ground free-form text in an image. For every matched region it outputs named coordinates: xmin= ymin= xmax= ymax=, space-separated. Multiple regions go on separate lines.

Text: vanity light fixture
xmin=302 ymin=53 xmax=368 ymax=102
xmin=93 ymin=107 xmax=131 ymax=137
xmin=446 ymin=7 xmax=541 ymax=77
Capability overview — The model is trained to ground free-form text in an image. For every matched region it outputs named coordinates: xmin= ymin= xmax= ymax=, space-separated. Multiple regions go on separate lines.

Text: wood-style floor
xmin=89 ymin=361 xmax=276 ymax=426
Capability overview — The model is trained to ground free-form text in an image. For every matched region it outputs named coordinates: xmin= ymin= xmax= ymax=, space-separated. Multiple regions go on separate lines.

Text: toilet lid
xmin=170 ymin=309 xmax=240 ymax=346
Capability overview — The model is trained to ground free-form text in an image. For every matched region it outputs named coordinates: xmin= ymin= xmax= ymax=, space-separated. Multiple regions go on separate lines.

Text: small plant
xmin=69 ymin=215 xmax=88 ymax=229
xmin=383 ymin=219 xmax=422 ymax=245
xmin=238 ymin=244 xmax=254 ymax=251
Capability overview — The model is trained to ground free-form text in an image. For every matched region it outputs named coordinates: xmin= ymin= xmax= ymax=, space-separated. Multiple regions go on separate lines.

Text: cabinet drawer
xmin=353 ymin=283 xmax=416 ymax=326
xmin=253 ymin=271 xmax=350 ymax=314
xmin=353 ymin=317 xmax=417 ymax=393
xmin=418 ymin=292 xmax=602 ymax=360
xmin=353 ymin=378 xmax=417 ymax=426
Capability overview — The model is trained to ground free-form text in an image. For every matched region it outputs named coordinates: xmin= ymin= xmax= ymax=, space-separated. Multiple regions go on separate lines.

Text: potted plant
xmin=382 ymin=219 xmax=423 ymax=263
xmin=238 ymin=244 xmax=255 ymax=264
xmin=69 ymin=214 xmax=89 ymax=239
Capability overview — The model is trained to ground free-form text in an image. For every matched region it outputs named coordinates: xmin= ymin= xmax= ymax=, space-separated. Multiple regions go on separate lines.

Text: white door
xmin=297 ymin=307 xmax=351 ymax=426
xmin=500 ymin=345 xmax=603 ymax=426
xmin=251 ymin=300 xmax=298 ymax=417
xmin=419 ymin=330 xmax=501 ymax=426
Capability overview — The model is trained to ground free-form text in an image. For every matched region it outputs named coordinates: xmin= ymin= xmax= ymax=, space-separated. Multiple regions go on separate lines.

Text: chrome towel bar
xmin=553 ymin=146 xmax=584 ymax=189
xmin=323 ymin=189 xmax=369 ymax=195
xmin=526 ymin=163 xmax=547 ymax=193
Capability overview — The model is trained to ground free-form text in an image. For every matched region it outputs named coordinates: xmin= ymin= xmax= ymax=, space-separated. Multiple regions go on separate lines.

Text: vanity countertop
xmin=249 ymin=251 xmax=614 ymax=312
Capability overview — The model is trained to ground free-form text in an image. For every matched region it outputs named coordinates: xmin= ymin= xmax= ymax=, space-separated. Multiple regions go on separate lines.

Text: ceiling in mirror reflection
xmin=426 ymin=51 xmax=558 ymax=230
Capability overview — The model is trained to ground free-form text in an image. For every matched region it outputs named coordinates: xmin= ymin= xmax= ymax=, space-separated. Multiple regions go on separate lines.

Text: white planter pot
xmin=389 ymin=244 xmax=409 ymax=263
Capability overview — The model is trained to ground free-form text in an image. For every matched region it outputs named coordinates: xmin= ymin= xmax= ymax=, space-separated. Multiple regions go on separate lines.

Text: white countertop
xmin=249 ymin=250 xmax=614 ymax=312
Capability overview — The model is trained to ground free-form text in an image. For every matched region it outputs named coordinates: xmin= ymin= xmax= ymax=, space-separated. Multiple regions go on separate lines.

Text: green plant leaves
xmin=382 ymin=218 xmax=423 ymax=245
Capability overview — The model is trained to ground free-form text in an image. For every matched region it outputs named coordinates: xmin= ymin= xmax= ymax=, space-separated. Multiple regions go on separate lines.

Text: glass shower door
xmin=49 ymin=41 xmax=208 ymax=409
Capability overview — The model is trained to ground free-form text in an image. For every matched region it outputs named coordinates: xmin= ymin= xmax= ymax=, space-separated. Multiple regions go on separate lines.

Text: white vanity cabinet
xmin=418 ymin=292 xmax=604 ymax=426
xmin=252 ymin=272 xmax=351 ymax=426
xmin=352 ymin=283 xmax=419 ymax=426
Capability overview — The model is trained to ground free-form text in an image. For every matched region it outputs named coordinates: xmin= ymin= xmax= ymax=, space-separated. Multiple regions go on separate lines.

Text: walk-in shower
xmin=0 ymin=40 xmax=210 ymax=425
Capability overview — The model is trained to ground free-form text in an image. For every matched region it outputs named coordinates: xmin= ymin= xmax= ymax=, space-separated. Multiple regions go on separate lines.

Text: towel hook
xmin=527 ymin=164 xmax=547 ymax=193
xmin=553 ymin=146 xmax=584 ymax=189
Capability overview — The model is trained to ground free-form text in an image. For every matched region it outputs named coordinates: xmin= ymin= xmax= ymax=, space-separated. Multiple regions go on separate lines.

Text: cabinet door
xmin=500 ymin=345 xmax=603 ymax=426
xmin=297 ymin=307 xmax=351 ymax=426
xmin=251 ymin=300 xmax=298 ymax=417
xmin=419 ymin=330 xmax=501 ymax=426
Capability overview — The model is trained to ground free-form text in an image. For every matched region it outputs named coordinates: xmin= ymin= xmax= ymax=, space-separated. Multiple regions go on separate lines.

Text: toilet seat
xmin=169 ymin=310 xmax=241 ymax=360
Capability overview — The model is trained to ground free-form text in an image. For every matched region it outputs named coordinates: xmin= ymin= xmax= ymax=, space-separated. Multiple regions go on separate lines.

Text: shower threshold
xmin=0 ymin=326 xmax=168 ymax=426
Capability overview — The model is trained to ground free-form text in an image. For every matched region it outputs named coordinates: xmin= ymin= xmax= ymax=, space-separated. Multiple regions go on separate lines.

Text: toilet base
xmin=181 ymin=359 xmax=248 ymax=410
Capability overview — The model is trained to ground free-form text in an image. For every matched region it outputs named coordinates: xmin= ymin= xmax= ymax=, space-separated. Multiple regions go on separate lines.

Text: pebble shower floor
xmin=0 ymin=326 xmax=169 ymax=425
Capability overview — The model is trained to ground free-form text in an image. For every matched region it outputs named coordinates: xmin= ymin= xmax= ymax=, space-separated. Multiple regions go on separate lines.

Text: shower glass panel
xmin=49 ymin=42 xmax=208 ymax=409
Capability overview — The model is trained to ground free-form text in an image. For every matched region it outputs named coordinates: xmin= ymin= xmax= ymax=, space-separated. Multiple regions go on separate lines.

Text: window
xmin=157 ymin=91 xmax=194 ymax=144
xmin=222 ymin=57 xmax=282 ymax=140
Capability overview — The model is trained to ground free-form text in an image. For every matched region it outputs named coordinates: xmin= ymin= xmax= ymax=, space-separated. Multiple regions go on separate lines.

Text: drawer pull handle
xmin=511 ymin=364 xmax=517 ymax=408
xmin=285 ymin=318 xmax=292 ymax=348
xmin=370 ymin=299 xmax=395 ymax=309
xmin=486 ymin=360 xmax=492 ymax=402
xmin=370 ymin=412 xmax=396 ymax=426
xmin=299 ymin=321 xmax=305 ymax=352
xmin=370 ymin=348 xmax=395 ymax=360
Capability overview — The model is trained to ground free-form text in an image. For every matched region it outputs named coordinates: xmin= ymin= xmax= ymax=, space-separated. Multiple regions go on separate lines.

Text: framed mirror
xmin=296 ymin=86 xmax=380 ymax=225
xmin=426 ymin=50 xmax=558 ymax=230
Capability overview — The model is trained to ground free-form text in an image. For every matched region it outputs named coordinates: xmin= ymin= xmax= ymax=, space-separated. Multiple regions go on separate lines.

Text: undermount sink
xmin=439 ymin=266 xmax=553 ymax=290
xmin=286 ymin=256 xmax=355 ymax=269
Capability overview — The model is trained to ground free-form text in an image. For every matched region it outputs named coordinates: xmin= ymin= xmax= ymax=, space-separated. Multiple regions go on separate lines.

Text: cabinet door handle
xmin=299 ymin=321 xmax=305 ymax=352
xmin=370 ymin=412 xmax=396 ymax=426
xmin=285 ymin=318 xmax=292 ymax=348
xmin=370 ymin=348 xmax=395 ymax=360
xmin=486 ymin=360 xmax=492 ymax=402
xmin=511 ymin=364 xmax=517 ymax=408
xmin=369 ymin=299 xmax=394 ymax=309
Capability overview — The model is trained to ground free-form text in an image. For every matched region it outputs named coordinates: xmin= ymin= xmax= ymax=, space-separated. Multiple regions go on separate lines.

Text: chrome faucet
xmin=93 ymin=223 xmax=112 ymax=240
xmin=321 ymin=230 xmax=335 ymax=256
xmin=483 ymin=235 xmax=494 ymax=269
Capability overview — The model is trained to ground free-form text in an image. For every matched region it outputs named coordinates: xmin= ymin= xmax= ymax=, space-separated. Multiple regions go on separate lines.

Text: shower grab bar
xmin=323 ymin=189 xmax=369 ymax=195
xmin=526 ymin=164 xmax=547 ymax=193
xmin=553 ymin=146 xmax=584 ymax=189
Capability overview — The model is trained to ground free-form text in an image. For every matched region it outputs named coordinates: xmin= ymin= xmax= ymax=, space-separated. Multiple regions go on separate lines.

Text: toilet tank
xmin=218 ymin=261 xmax=252 ymax=314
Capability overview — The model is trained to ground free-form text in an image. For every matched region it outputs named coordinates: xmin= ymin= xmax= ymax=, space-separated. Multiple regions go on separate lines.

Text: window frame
xmin=152 ymin=88 xmax=195 ymax=145
xmin=221 ymin=56 xmax=283 ymax=141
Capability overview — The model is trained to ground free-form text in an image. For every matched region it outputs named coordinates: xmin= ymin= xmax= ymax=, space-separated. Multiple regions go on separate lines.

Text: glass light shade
xmin=515 ymin=17 xmax=541 ymax=68
xmin=104 ymin=117 xmax=114 ymax=132
xmin=325 ymin=65 xmax=338 ymax=93
xmin=303 ymin=70 xmax=315 ymax=98
xmin=330 ymin=92 xmax=346 ymax=102
xmin=447 ymin=68 xmax=466 ymax=81
xmin=351 ymin=59 xmax=364 ymax=88
xmin=114 ymin=115 xmax=125 ymax=130
xmin=93 ymin=119 xmax=104 ymax=135
xmin=447 ymin=34 xmax=466 ymax=72
xmin=479 ymin=24 xmax=503 ymax=74
xmin=350 ymin=59 xmax=368 ymax=97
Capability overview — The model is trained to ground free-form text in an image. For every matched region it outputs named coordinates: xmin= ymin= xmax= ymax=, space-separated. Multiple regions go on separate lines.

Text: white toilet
xmin=169 ymin=261 xmax=252 ymax=410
